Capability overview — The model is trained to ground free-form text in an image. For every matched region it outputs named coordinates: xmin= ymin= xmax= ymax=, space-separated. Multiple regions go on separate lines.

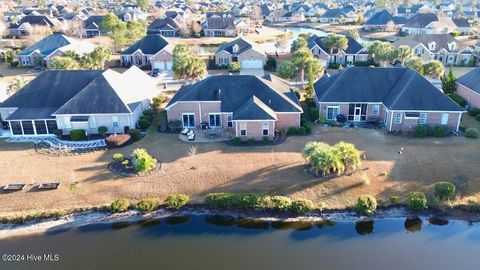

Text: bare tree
xmin=24 ymin=25 xmax=53 ymax=46
xmin=64 ymin=19 xmax=85 ymax=39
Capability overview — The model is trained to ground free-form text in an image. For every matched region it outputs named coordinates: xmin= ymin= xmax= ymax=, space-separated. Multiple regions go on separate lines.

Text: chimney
xmin=217 ymin=88 xmax=221 ymax=100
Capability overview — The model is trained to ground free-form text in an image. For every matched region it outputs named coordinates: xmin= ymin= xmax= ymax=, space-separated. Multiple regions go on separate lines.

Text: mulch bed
xmin=34 ymin=142 xmax=107 ymax=157
xmin=224 ymin=136 xmax=288 ymax=147
xmin=108 ymin=157 xmax=162 ymax=177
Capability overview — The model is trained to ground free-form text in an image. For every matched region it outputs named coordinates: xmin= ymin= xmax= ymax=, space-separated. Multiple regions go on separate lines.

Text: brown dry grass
xmin=0 ymin=125 xmax=479 ymax=217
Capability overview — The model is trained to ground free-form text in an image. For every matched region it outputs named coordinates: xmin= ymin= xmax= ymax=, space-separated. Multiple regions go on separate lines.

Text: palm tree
xmin=323 ymin=34 xmax=349 ymax=55
xmin=334 ymin=141 xmax=361 ymax=172
xmin=8 ymin=76 xmax=28 ymax=94
xmin=395 ymin=45 xmax=413 ymax=66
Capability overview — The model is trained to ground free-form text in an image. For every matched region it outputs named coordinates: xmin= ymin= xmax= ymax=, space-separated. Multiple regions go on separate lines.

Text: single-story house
xmin=0 ymin=66 xmax=157 ymax=137
xmin=307 ymin=34 xmax=369 ymax=67
xmin=456 ymin=68 xmax=480 ymax=108
xmin=147 ymin=17 xmax=182 ymax=37
xmin=82 ymin=15 xmax=105 ymax=37
xmin=165 ymin=74 xmax=303 ymax=140
xmin=202 ymin=12 xmax=236 ymax=37
xmin=313 ymin=67 xmax=465 ymax=132
xmin=214 ymin=38 xmax=266 ymax=69
xmin=17 ymin=34 xmax=96 ymax=66
xmin=392 ymin=34 xmax=474 ymax=66
xmin=120 ymin=34 xmax=174 ymax=71
xmin=363 ymin=9 xmax=407 ymax=31
xmin=401 ymin=13 xmax=459 ymax=35
xmin=9 ymin=14 xmax=62 ymax=37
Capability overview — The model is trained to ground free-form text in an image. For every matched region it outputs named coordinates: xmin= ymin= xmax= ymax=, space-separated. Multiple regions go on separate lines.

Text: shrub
xmin=262 ymin=136 xmax=269 ymax=144
xmin=434 ymin=181 xmax=456 ymax=200
xmin=390 ymin=196 xmax=400 ymax=205
xmin=271 ymin=196 xmax=292 ymax=210
xmin=152 ymin=95 xmax=168 ymax=112
xmin=407 ymin=192 xmax=428 ymax=210
xmin=164 ymin=194 xmax=190 ymax=209
xmin=432 ymin=125 xmax=447 ymax=137
xmin=241 ymin=194 xmax=272 ymax=208
xmin=127 ymin=129 xmax=142 ymax=141
xmin=110 ymin=198 xmax=130 ymax=213
xmin=105 ymin=134 xmax=131 ymax=147
xmin=302 ymin=123 xmax=312 ymax=134
xmin=69 ymin=129 xmax=87 ymax=141
xmin=415 ymin=125 xmax=428 ymax=138
xmin=204 ymin=193 xmax=242 ymax=207
xmin=336 ymin=114 xmax=346 ymax=123
xmin=309 ymin=107 xmax=319 ymax=121
xmin=264 ymin=56 xmax=277 ymax=71
xmin=168 ymin=120 xmax=182 ymax=131
xmin=447 ymin=93 xmax=467 ymax=107
xmin=297 ymin=126 xmax=306 ymax=135
xmin=318 ymin=114 xmax=325 ymax=124
xmin=232 ymin=137 xmax=242 ymax=146
xmin=247 ymin=138 xmax=255 ymax=145
xmin=137 ymin=118 xmax=150 ymax=129
xmin=476 ymin=114 xmax=480 ymax=121
xmin=356 ymin=195 xmax=377 ymax=216
xmin=112 ymin=153 xmax=124 ymax=162
xmin=136 ymin=198 xmax=159 ymax=212
xmin=131 ymin=148 xmax=157 ymax=173
xmin=53 ymin=129 xmax=63 ymax=137
xmin=468 ymin=107 xmax=480 ymax=117
xmin=228 ymin=62 xmax=241 ymax=72
xmin=98 ymin=126 xmax=108 ymax=135
xmin=289 ymin=199 xmax=315 ymax=215
xmin=465 ymin=128 xmax=479 ymax=138
xmin=287 ymin=126 xmax=299 ymax=135
xmin=143 ymin=109 xmax=156 ymax=118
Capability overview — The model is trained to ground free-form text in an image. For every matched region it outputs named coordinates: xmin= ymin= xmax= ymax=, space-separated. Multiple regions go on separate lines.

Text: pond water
xmin=1 ymin=215 xmax=479 ymax=270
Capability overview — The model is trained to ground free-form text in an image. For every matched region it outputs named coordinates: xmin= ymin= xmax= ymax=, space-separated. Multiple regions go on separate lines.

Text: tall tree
xmin=81 ymin=47 xmax=112 ymax=69
xmin=172 ymin=44 xmax=206 ymax=80
xmin=277 ymin=60 xmax=297 ymax=80
xmin=441 ymin=66 xmax=456 ymax=94
xmin=306 ymin=58 xmax=323 ymax=98
xmin=8 ymin=76 xmax=28 ymax=93
xmin=345 ymin=29 xmax=360 ymax=40
xmin=126 ymin=20 xmax=147 ymax=43
xmin=290 ymin=33 xmax=312 ymax=53
xmin=100 ymin=14 xmax=128 ymax=51
xmin=136 ymin=0 xmax=151 ymax=11
xmin=394 ymin=45 xmax=413 ymax=66
xmin=423 ymin=60 xmax=445 ymax=78
xmin=406 ymin=57 xmax=424 ymax=74
xmin=47 ymin=56 xmax=81 ymax=70
xmin=322 ymin=34 xmax=348 ymax=54
xmin=368 ymin=41 xmax=395 ymax=67
xmin=291 ymin=47 xmax=315 ymax=86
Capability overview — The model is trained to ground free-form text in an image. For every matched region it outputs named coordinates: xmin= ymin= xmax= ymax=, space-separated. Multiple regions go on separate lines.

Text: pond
xmin=1 ymin=214 xmax=479 ymax=270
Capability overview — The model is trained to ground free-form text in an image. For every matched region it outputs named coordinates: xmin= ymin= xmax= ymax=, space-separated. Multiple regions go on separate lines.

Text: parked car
xmin=150 ymin=68 xmax=160 ymax=77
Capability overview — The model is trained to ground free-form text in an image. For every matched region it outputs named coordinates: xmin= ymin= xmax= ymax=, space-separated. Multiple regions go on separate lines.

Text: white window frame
xmin=262 ymin=122 xmax=269 ymax=136
xmin=394 ymin=112 xmax=402 ymax=124
xmin=240 ymin=122 xmax=247 ymax=136
xmin=208 ymin=113 xmax=221 ymax=127
xmin=372 ymin=104 xmax=380 ymax=116
xmin=440 ymin=113 xmax=449 ymax=125
xmin=112 ymin=116 xmax=119 ymax=128
xmin=227 ymin=115 xmax=233 ymax=128
xmin=326 ymin=105 xmax=340 ymax=121
xmin=182 ymin=113 xmax=195 ymax=128
xmin=419 ymin=113 xmax=427 ymax=124
xmin=219 ymin=57 xmax=229 ymax=65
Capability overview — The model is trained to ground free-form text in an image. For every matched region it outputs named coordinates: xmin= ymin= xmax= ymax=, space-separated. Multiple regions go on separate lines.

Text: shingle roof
xmin=233 ymin=96 xmax=277 ymax=120
xmin=148 ymin=17 xmax=181 ymax=32
xmin=122 ymin=34 xmax=172 ymax=55
xmin=307 ymin=34 xmax=365 ymax=54
xmin=215 ymin=37 xmax=265 ymax=55
xmin=321 ymin=9 xmax=348 ymax=18
xmin=392 ymin=34 xmax=466 ymax=53
xmin=364 ymin=9 xmax=406 ymax=25
xmin=167 ymin=75 xmax=303 ymax=116
xmin=18 ymin=34 xmax=95 ymax=56
xmin=314 ymin=67 xmax=464 ymax=112
xmin=204 ymin=12 xmax=235 ymax=29
xmin=403 ymin=13 xmax=438 ymax=28
xmin=452 ymin=18 xmax=470 ymax=28
xmin=457 ymin=68 xmax=480 ymax=94
xmin=83 ymin=15 xmax=104 ymax=30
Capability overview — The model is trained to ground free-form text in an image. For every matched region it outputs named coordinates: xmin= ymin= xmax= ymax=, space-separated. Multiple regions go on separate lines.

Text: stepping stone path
xmin=7 ymin=137 xmax=106 ymax=150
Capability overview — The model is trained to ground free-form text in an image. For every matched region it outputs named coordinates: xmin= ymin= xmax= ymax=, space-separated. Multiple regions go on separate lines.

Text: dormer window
xmin=448 ymin=42 xmax=456 ymax=51
xmin=232 ymin=44 xmax=239 ymax=53
xmin=428 ymin=42 xmax=436 ymax=51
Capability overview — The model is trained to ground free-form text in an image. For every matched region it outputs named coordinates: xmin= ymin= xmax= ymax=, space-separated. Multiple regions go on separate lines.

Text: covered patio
xmin=178 ymin=128 xmax=233 ymax=143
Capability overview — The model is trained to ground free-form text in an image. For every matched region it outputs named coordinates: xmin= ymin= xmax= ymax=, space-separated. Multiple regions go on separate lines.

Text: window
xmin=10 ymin=121 xmax=22 ymax=135
xmin=232 ymin=44 xmax=239 ymax=53
xmin=112 ymin=116 xmax=119 ymax=128
xmin=441 ymin=113 xmax=449 ymax=125
xmin=46 ymin=120 xmax=58 ymax=134
xmin=34 ymin=120 xmax=48 ymax=134
xmin=21 ymin=121 xmax=34 ymax=135
xmin=262 ymin=122 xmax=269 ymax=136
xmin=227 ymin=115 xmax=233 ymax=128
xmin=240 ymin=122 xmax=247 ymax=136
xmin=326 ymin=106 xmax=339 ymax=120
xmin=372 ymin=105 xmax=380 ymax=116
xmin=219 ymin=57 xmax=229 ymax=65
xmin=182 ymin=113 xmax=195 ymax=128
xmin=394 ymin=113 xmax=402 ymax=124
xmin=404 ymin=112 xmax=419 ymax=118
xmin=419 ymin=113 xmax=427 ymax=124
xmin=209 ymin=113 xmax=221 ymax=127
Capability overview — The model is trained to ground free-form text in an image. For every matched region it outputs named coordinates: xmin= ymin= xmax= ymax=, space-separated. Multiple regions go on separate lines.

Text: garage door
xmin=241 ymin=60 xmax=263 ymax=69
xmin=153 ymin=61 xmax=173 ymax=70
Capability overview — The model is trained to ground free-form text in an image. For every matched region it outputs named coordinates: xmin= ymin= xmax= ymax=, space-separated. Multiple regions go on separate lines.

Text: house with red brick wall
xmin=214 ymin=37 xmax=266 ymax=69
xmin=314 ymin=67 xmax=465 ymax=132
xmin=165 ymin=74 xmax=303 ymax=140
xmin=456 ymin=68 xmax=480 ymax=109
xmin=307 ymin=34 xmax=369 ymax=68
xmin=120 ymin=34 xmax=174 ymax=71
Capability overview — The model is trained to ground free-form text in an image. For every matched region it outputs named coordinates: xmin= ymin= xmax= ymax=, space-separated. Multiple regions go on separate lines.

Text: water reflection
xmin=236 ymin=218 xmax=270 ymax=230
xmin=428 ymin=217 xmax=449 ymax=226
xmin=316 ymin=219 xmax=336 ymax=229
xmin=112 ymin=221 xmax=132 ymax=230
xmin=355 ymin=220 xmax=374 ymax=235
xmin=165 ymin=215 xmax=190 ymax=226
xmin=405 ymin=217 xmax=422 ymax=233
xmin=204 ymin=215 xmax=236 ymax=227
xmin=138 ymin=219 xmax=161 ymax=228
xmin=271 ymin=221 xmax=313 ymax=231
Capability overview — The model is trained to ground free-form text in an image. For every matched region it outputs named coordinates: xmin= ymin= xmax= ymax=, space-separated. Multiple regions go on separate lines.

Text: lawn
xmin=0 ymin=125 xmax=479 ymax=217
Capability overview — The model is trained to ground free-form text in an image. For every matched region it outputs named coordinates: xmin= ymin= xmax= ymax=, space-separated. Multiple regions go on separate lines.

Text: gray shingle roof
xmin=204 ymin=12 xmax=235 ymax=29
xmin=404 ymin=13 xmax=438 ymax=28
xmin=122 ymin=34 xmax=170 ymax=55
xmin=148 ymin=17 xmax=181 ymax=32
xmin=167 ymin=75 xmax=302 ymax=116
xmin=314 ymin=67 xmax=464 ymax=112
xmin=308 ymin=34 xmax=365 ymax=54
xmin=392 ymin=34 xmax=466 ymax=53
xmin=457 ymin=68 xmax=480 ymax=94
xmin=17 ymin=34 xmax=79 ymax=56
xmin=233 ymin=96 xmax=277 ymax=120
xmin=215 ymin=37 xmax=264 ymax=55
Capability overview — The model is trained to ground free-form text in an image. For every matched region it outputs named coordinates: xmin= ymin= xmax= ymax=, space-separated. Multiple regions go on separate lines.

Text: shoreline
xmin=1 ymin=205 xmax=480 ymax=240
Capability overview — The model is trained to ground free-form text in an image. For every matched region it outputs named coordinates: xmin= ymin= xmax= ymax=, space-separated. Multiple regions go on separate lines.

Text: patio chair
xmin=3 ymin=183 xmax=26 ymax=191
xmin=188 ymin=131 xmax=195 ymax=141
xmin=38 ymin=182 xmax=61 ymax=190
xmin=181 ymin=128 xmax=189 ymax=135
